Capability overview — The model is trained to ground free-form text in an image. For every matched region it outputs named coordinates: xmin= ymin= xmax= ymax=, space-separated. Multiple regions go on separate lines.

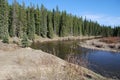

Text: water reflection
xmin=31 ymin=40 xmax=120 ymax=79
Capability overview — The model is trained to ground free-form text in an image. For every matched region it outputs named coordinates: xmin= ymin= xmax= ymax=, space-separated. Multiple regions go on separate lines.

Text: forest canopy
xmin=0 ymin=0 xmax=120 ymax=42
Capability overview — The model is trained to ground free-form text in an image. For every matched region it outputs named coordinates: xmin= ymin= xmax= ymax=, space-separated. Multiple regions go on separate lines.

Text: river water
xmin=31 ymin=40 xmax=120 ymax=79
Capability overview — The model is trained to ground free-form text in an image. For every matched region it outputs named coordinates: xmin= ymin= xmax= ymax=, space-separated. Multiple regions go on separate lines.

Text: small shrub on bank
xmin=21 ymin=33 xmax=29 ymax=48
xmin=2 ymin=35 xmax=9 ymax=43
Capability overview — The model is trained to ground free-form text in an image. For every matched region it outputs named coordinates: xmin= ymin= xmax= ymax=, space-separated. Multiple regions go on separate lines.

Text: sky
xmin=8 ymin=0 xmax=120 ymax=27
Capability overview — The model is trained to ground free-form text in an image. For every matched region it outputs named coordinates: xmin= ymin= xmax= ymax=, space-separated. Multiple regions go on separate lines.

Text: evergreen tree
xmin=10 ymin=0 xmax=19 ymax=37
xmin=34 ymin=5 xmax=41 ymax=36
xmin=47 ymin=12 xmax=54 ymax=38
xmin=40 ymin=4 xmax=47 ymax=37
xmin=59 ymin=11 xmax=67 ymax=37
xmin=0 ymin=0 xmax=9 ymax=42
xmin=17 ymin=5 xmax=23 ymax=38
xmin=52 ymin=6 xmax=60 ymax=36
xmin=73 ymin=16 xmax=78 ymax=36
xmin=67 ymin=14 xmax=73 ymax=36
xmin=28 ymin=6 xmax=35 ymax=40
xmin=21 ymin=2 xmax=27 ymax=34
xmin=1 ymin=0 xmax=120 ymax=41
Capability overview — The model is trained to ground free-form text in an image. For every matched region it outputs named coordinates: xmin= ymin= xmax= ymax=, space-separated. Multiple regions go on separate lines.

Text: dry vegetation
xmin=80 ymin=37 xmax=120 ymax=52
xmin=100 ymin=37 xmax=120 ymax=44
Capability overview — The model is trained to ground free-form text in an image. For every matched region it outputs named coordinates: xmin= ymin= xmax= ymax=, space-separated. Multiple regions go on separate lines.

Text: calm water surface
xmin=31 ymin=40 xmax=120 ymax=79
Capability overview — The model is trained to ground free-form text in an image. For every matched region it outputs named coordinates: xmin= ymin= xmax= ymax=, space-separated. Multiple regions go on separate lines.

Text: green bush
xmin=21 ymin=33 xmax=29 ymax=48
xmin=2 ymin=35 xmax=9 ymax=43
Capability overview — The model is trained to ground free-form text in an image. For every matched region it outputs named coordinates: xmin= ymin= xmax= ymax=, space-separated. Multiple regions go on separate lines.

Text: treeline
xmin=0 ymin=0 xmax=120 ymax=43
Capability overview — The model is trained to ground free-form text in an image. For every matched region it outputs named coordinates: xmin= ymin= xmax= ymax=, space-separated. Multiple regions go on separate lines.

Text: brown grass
xmin=100 ymin=37 xmax=120 ymax=44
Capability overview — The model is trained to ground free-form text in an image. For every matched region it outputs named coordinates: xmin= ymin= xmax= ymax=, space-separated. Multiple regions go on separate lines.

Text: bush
xmin=21 ymin=33 xmax=29 ymax=48
xmin=2 ymin=35 xmax=9 ymax=43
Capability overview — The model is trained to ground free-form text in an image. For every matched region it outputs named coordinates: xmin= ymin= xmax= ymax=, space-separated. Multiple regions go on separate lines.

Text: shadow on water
xmin=31 ymin=40 xmax=120 ymax=79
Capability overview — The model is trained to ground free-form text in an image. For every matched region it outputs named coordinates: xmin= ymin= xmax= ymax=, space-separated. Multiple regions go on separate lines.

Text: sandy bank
xmin=80 ymin=39 xmax=120 ymax=53
xmin=0 ymin=41 xmax=109 ymax=80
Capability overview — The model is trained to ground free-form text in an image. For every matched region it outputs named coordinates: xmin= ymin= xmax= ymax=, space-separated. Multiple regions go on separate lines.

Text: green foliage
xmin=113 ymin=26 xmax=120 ymax=37
xmin=2 ymin=35 xmax=9 ymax=43
xmin=40 ymin=4 xmax=47 ymax=37
xmin=47 ymin=12 xmax=54 ymax=38
xmin=59 ymin=11 xmax=67 ymax=37
xmin=52 ymin=6 xmax=60 ymax=35
xmin=35 ymin=5 xmax=41 ymax=36
xmin=0 ymin=0 xmax=120 ymax=42
xmin=28 ymin=6 xmax=35 ymax=40
xmin=21 ymin=33 xmax=29 ymax=47
xmin=0 ymin=0 xmax=9 ymax=40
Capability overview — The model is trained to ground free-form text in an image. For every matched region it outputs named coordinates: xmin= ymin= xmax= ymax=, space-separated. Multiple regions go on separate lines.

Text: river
xmin=31 ymin=40 xmax=120 ymax=79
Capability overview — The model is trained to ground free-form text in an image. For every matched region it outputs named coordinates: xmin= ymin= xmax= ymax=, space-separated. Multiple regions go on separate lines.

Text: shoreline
xmin=79 ymin=39 xmax=120 ymax=53
xmin=0 ymin=41 xmax=108 ymax=80
xmin=34 ymin=36 xmax=102 ymax=43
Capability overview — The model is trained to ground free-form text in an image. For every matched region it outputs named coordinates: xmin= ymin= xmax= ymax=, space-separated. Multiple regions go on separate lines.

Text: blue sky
xmin=8 ymin=0 xmax=120 ymax=26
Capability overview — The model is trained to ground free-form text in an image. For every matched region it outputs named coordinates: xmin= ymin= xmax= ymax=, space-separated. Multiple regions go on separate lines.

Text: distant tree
xmin=47 ymin=12 xmax=54 ymax=38
xmin=67 ymin=14 xmax=73 ymax=36
xmin=10 ymin=0 xmax=19 ymax=37
xmin=59 ymin=11 xmax=67 ymax=37
xmin=17 ymin=5 xmax=23 ymax=38
xmin=113 ymin=26 xmax=120 ymax=37
xmin=28 ymin=6 xmax=35 ymax=40
xmin=73 ymin=16 xmax=78 ymax=36
xmin=52 ymin=6 xmax=60 ymax=36
xmin=0 ymin=0 xmax=9 ymax=43
xmin=1 ymin=0 xmax=120 ymax=41
xmin=21 ymin=2 xmax=27 ymax=34
xmin=40 ymin=4 xmax=47 ymax=37
xmin=34 ymin=5 xmax=41 ymax=36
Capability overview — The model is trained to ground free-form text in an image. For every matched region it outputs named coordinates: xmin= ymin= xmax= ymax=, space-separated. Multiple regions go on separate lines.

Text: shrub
xmin=2 ymin=35 xmax=9 ymax=43
xmin=21 ymin=33 xmax=29 ymax=48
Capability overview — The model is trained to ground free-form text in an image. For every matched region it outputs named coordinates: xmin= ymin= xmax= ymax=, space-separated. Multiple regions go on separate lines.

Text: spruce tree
xmin=28 ymin=6 xmax=35 ymax=40
xmin=47 ymin=12 xmax=54 ymax=38
xmin=35 ymin=5 xmax=41 ymax=36
xmin=21 ymin=2 xmax=27 ymax=34
xmin=0 ymin=0 xmax=9 ymax=43
xmin=10 ymin=0 xmax=19 ymax=37
xmin=52 ymin=6 xmax=60 ymax=36
xmin=40 ymin=4 xmax=47 ymax=37
xmin=59 ymin=11 xmax=67 ymax=37
xmin=17 ymin=5 xmax=23 ymax=38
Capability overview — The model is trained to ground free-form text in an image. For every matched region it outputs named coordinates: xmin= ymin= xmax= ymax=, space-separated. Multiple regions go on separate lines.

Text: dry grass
xmin=100 ymin=37 xmax=120 ymax=44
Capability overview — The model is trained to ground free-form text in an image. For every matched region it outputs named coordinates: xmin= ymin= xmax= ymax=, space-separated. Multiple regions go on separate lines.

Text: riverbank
xmin=80 ymin=37 xmax=120 ymax=52
xmin=34 ymin=36 xmax=101 ymax=43
xmin=0 ymin=41 xmax=110 ymax=80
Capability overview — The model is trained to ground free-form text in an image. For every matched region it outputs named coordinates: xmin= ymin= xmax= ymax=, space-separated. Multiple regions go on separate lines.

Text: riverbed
xmin=31 ymin=40 xmax=120 ymax=79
